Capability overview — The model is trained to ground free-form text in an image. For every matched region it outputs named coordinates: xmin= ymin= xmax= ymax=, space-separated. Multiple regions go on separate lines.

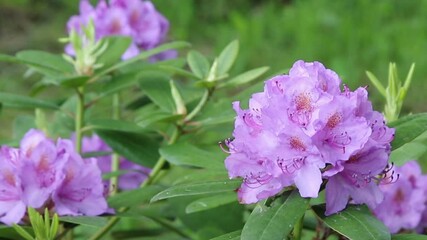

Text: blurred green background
xmin=1 ymin=0 xmax=427 ymax=124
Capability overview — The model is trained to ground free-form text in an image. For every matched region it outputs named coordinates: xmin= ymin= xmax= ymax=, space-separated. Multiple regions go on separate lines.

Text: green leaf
xmin=187 ymin=50 xmax=210 ymax=79
xmin=312 ymin=205 xmax=390 ymax=240
xmin=88 ymin=119 xmax=147 ymax=133
xmin=216 ymin=40 xmax=239 ymax=76
xmin=95 ymin=130 xmax=160 ymax=167
xmin=101 ymin=71 xmax=140 ymax=97
xmin=97 ymin=36 xmax=132 ymax=69
xmin=151 ymin=179 xmax=242 ymax=202
xmin=186 ymin=192 xmax=237 ymax=213
xmin=391 ymin=234 xmax=427 ymax=240
xmin=210 ymin=230 xmax=241 ymax=240
xmin=0 ymin=92 xmax=59 ymax=110
xmin=241 ymin=190 xmax=309 ymax=240
xmin=173 ymin=170 xmax=228 ymax=185
xmin=16 ymin=50 xmax=73 ymax=76
xmin=135 ymin=105 xmax=182 ymax=128
xmin=42 ymin=75 xmax=90 ymax=88
xmin=94 ymin=41 xmax=190 ymax=78
xmin=389 ymin=113 xmax=427 ymax=150
xmin=218 ymin=66 xmax=269 ymax=88
xmin=156 ymin=65 xmax=199 ymax=80
xmin=60 ymin=216 xmax=108 ymax=228
xmin=159 ymin=142 xmax=225 ymax=169
xmin=12 ymin=225 xmax=35 ymax=240
xmin=108 ymin=185 xmax=165 ymax=209
xmin=366 ymin=71 xmax=387 ymax=98
xmin=139 ymin=72 xmax=175 ymax=113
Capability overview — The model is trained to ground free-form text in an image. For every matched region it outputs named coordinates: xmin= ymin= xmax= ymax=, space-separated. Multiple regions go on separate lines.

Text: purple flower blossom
xmin=0 ymin=147 xmax=26 ymax=225
xmin=373 ymin=161 xmax=427 ymax=233
xmin=223 ymin=60 xmax=394 ymax=214
xmin=80 ymin=134 xmax=150 ymax=190
xmin=66 ymin=0 xmax=172 ymax=60
xmin=19 ymin=130 xmax=67 ymax=208
xmin=52 ymin=139 xmax=108 ymax=216
xmin=0 ymin=129 xmax=109 ymax=225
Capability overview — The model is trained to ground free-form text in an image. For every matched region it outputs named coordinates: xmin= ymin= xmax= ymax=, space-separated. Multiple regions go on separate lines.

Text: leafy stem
xmin=74 ymin=86 xmax=85 ymax=153
xmin=110 ymin=93 xmax=121 ymax=195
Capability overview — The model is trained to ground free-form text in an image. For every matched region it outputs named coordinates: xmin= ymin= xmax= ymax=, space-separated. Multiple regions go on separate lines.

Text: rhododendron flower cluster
xmin=0 ymin=129 xmax=108 ymax=225
xmin=66 ymin=0 xmax=176 ymax=60
xmin=373 ymin=160 xmax=427 ymax=233
xmin=80 ymin=134 xmax=150 ymax=190
xmin=223 ymin=60 xmax=395 ymax=215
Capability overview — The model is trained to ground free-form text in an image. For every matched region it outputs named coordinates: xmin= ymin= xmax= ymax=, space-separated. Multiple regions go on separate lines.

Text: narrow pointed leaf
xmin=312 ymin=205 xmax=390 ymax=240
xmin=94 ymin=41 xmax=190 ymax=77
xmin=159 ymin=142 xmax=225 ymax=169
xmin=366 ymin=71 xmax=386 ymax=97
xmin=187 ymin=50 xmax=210 ymax=79
xmin=0 ymin=93 xmax=59 ymax=110
xmin=241 ymin=190 xmax=309 ymax=240
xmin=88 ymin=119 xmax=147 ymax=133
xmin=12 ymin=225 xmax=35 ymax=240
xmin=151 ymin=179 xmax=241 ymax=202
xmin=186 ymin=192 xmax=237 ymax=213
xmin=60 ymin=216 xmax=108 ymax=228
xmin=218 ymin=66 xmax=269 ymax=88
xmin=108 ymin=186 xmax=165 ymax=209
xmin=216 ymin=40 xmax=239 ymax=76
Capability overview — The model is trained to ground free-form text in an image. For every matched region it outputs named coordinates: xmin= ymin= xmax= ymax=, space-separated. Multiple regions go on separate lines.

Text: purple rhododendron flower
xmin=66 ymin=0 xmax=173 ymax=60
xmin=0 ymin=147 xmax=26 ymax=225
xmin=52 ymin=139 xmax=108 ymax=216
xmin=223 ymin=60 xmax=394 ymax=215
xmin=19 ymin=130 xmax=67 ymax=208
xmin=373 ymin=161 xmax=427 ymax=233
xmin=80 ymin=134 xmax=150 ymax=190
xmin=0 ymin=129 xmax=108 ymax=225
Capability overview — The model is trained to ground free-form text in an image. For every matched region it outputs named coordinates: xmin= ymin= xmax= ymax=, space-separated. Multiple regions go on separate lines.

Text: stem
xmin=75 ymin=87 xmax=85 ymax=153
xmin=184 ymin=89 xmax=209 ymax=122
xmin=293 ymin=215 xmax=304 ymax=240
xmin=110 ymin=93 xmax=121 ymax=195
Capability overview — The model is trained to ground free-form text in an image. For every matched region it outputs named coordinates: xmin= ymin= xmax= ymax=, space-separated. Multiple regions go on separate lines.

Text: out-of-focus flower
xmin=66 ymin=0 xmax=175 ymax=60
xmin=80 ymin=134 xmax=150 ymax=190
xmin=373 ymin=161 xmax=427 ymax=233
xmin=0 ymin=147 xmax=26 ymax=225
xmin=0 ymin=129 xmax=108 ymax=225
xmin=223 ymin=60 xmax=394 ymax=215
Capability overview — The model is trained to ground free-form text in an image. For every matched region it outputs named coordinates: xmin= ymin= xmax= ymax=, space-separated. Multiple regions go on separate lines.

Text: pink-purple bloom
xmin=66 ymin=0 xmax=175 ymax=60
xmin=80 ymin=134 xmax=150 ymax=190
xmin=223 ymin=60 xmax=394 ymax=215
xmin=373 ymin=161 xmax=427 ymax=233
xmin=0 ymin=129 xmax=108 ymax=225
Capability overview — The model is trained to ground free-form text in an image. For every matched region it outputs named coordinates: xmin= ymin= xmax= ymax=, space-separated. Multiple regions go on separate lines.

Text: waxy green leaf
xmin=313 ymin=205 xmax=390 ymax=240
xmin=241 ymin=190 xmax=309 ymax=240
xmin=389 ymin=113 xmax=427 ymax=150
xmin=151 ymin=179 xmax=241 ymax=202
xmin=159 ymin=142 xmax=225 ymax=169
